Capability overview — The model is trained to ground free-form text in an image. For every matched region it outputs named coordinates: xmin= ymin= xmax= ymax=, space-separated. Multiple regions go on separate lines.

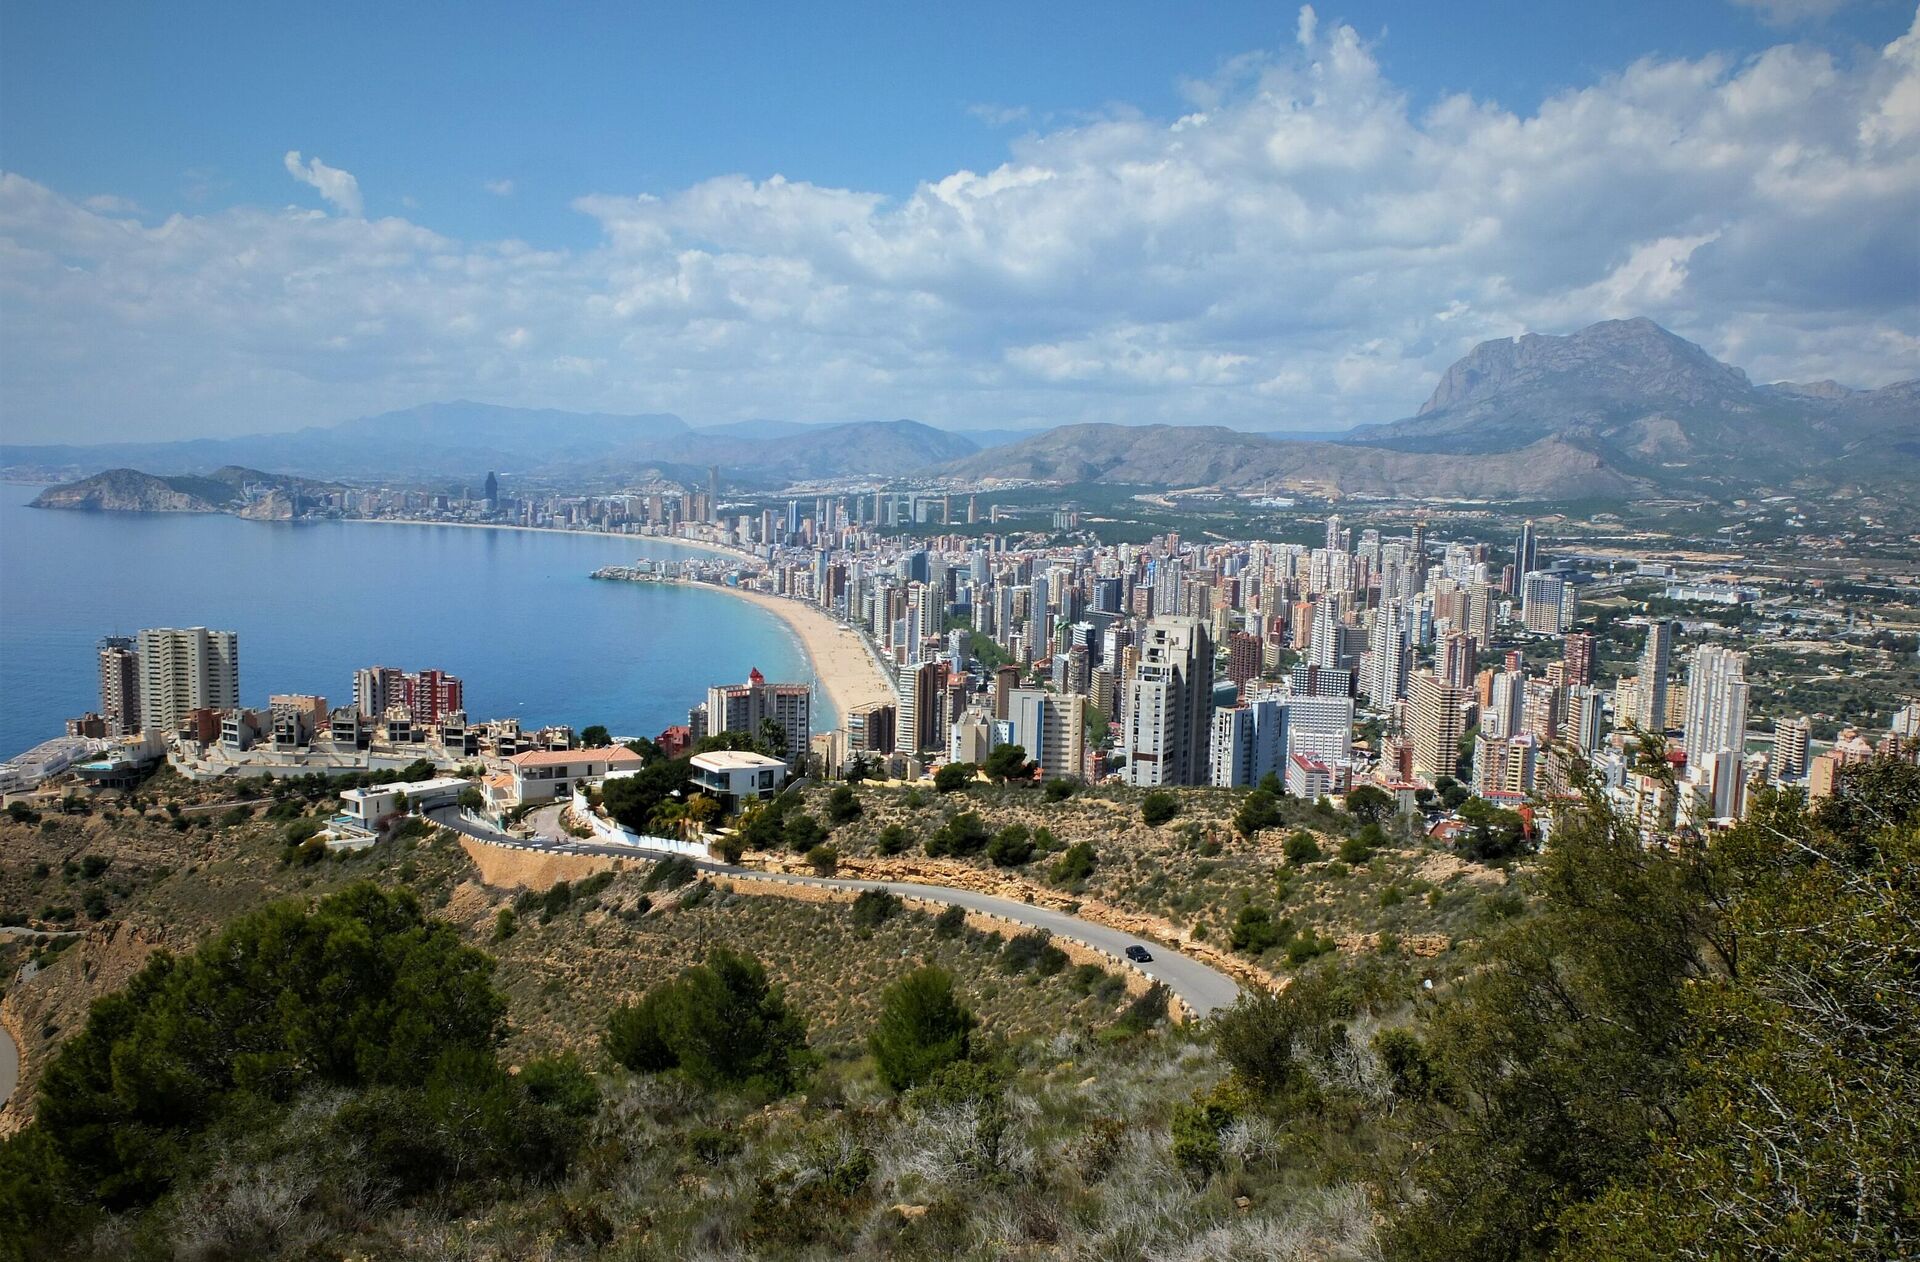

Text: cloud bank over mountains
xmin=2 ymin=6 xmax=1915 ymax=442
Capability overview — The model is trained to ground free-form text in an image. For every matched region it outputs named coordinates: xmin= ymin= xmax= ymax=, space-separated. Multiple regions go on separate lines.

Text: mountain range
xmin=9 ymin=318 xmax=1914 ymax=501
xmin=950 ymin=318 xmax=1916 ymax=498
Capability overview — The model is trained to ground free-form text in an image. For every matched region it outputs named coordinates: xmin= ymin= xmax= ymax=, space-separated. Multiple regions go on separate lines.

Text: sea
xmin=0 ymin=482 xmax=826 ymax=761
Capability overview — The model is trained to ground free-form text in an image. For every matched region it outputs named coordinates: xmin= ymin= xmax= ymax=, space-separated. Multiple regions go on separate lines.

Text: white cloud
xmin=484 ymin=178 xmax=516 ymax=196
xmin=1 ymin=13 xmax=1916 ymax=442
xmin=282 ymin=150 xmax=363 ymax=217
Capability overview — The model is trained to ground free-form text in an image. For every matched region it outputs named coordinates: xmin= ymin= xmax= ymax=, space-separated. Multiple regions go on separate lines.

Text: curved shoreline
xmin=703 ymin=586 xmax=894 ymax=729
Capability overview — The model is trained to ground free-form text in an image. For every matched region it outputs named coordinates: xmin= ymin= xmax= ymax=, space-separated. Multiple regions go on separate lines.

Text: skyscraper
xmin=1562 ymin=631 xmax=1596 ymax=687
xmin=1123 ymin=615 xmax=1213 ymax=786
xmin=1514 ymin=520 xmax=1539 ymax=591
xmin=1683 ymin=645 xmax=1750 ymax=761
xmin=698 ymin=666 xmax=813 ymax=764
xmin=97 ymin=636 xmax=141 ymax=736
xmin=1774 ymin=716 xmax=1810 ymax=780
xmin=1364 ymin=603 xmax=1410 ymax=707
xmin=482 ymin=471 xmax=499 ymax=507
xmin=1408 ymin=671 xmax=1467 ymax=783
xmin=137 ymin=626 xmax=239 ymax=736
xmin=1226 ymin=631 xmax=1262 ymax=694
xmin=1008 ymin=688 xmax=1086 ymax=780
xmin=1440 ymin=631 xmax=1479 ymax=690
xmin=1636 ymin=621 xmax=1676 ymax=732
xmin=1521 ymin=571 xmax=1569 ymax=634
xmin=1209 ymin=697 xmax=1286 ymax=788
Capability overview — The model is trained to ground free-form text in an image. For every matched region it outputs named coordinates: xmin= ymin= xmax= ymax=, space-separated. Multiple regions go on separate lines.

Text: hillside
xmin=940 ymin=424 xmax=1641 ymax=499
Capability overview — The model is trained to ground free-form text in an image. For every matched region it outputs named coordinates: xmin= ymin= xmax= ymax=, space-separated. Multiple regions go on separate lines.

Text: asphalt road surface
xmin=432 ymin=807 xmax=1243 ymax=1016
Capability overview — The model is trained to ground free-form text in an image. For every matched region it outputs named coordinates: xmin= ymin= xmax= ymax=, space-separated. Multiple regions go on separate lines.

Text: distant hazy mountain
xmin=2 ymin=405 xmax=975 ymax=485
xmin=952 ymin=319 xmax=1916 ymax=497
xmin=9 ymin=318 xmax=1911 ymax=499
xmin=1 ymin=402 xmax=690 ymax=481
xmin=940 ymin=424 xmax=1634 ymax=499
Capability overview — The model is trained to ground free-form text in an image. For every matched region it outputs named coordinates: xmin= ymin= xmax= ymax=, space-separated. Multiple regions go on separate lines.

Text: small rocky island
xmin=30 ymin=466 xmax=341 ymax=520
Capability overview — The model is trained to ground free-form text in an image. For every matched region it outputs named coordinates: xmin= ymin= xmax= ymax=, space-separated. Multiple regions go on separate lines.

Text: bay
xmin=0 ymin=482 xmax=825 ymax=760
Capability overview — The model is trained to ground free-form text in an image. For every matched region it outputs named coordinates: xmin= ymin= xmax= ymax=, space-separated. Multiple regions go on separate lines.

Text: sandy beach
xmin=711 ymin=586 xmax=895 ymax=725
xmin=350 ymin=515 xmax=757 ymax=563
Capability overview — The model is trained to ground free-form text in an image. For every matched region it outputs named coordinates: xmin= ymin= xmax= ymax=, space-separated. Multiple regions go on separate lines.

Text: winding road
xmin=431 ymin=807 xmax=1243 ymax=1016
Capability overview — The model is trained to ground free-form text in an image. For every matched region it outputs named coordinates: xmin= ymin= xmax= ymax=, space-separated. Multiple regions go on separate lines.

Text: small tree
xmin=934 ymin=761 xmax=975 ymax=793
xmin=1230 ymin=906 xmax=1284 ymax=955
xmin=1141 ymin=791 xmax=1179 ymax=826
xmin=580 ymin=725 xmax=612 ymax=748
xmin=983 ymin=743 xmax=1035 ymax=783
xmin=1044 ymin=777 xmax=1077 ymax=802
xmin=604 ymin=947 xmax=811 ymax=1095
xmin=1235 ymin=788 xmax=1282 ymax=837
xmin=1284 ymin=831 xmax=1322 ymax=865
xmin=1346 ymin=784 xmax=1393 ymax=824
xmin=805 ymin=844 xmax=837 ymax=876
xmin=925 ymin=811 xmax=990 ymax=858
xmin=825 ymin=784 xmax=862 ymax=824
xmin=1049 ymin=841 xmax=1097 ymax=887
xmin=782 ymin=810 xmax=826 ymax=852
xmin=986 ymin=824 xmax=1034 ymax=867
xmin=869 ymin=966 xmax=976 ymax=1092
xmin=875 ymin=823 xmax=910 ymax=856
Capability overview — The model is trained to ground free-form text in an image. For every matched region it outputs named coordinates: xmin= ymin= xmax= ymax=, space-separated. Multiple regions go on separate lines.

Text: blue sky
xmin=2 ymin=0 xmax=1916 ymax=441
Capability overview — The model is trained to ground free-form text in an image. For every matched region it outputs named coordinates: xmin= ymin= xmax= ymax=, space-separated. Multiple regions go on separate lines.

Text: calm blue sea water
xmin=0 ymin=482 xmax=825 ymax=759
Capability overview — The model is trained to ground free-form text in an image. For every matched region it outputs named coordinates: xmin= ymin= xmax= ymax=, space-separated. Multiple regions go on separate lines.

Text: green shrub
xmin=1115 ymin=983 xmax=1170 ymax=1034
xmin=1284 ymin=929 xmax=1335 ymax=966
xmin=1235 ymin=788 xmax=1282 ymax=837
xmin=805 ymin=844 xmax=837 ymax=875
xmin=925 ymin=811 xmax=990 ymax=858
xmin=1141 ymin=792 xmax=1179 ymax=826
xmin=933 ymin=762 xmax=975 ymax=793
xmin=645 ymin=855 xmax=698 ymax=891
xmin=932 ymin=904 xmax=967 ymax=938
xmin=783 ymin=811 xmax=827 ymax=852
xmin=1284 ymin=831 xmax=1322 ymax=864
xmin=849 ymin=888 xmax=902 ymax=929
xmin=869 ymin=966 xmax=976 ymax=1091
xmin=602 ymin=947 xmax=812 ymax=1095
xmin=20 ymin=884 xmax=510 ymax=1215
xmin=1049 ymin=841 xmax=1097 ymax=886
xmin=998 ymin=929 xmax=1055 ymax=974
xmin=1230 ymin=906 xmax=1284 ymax=955
xmin=986 ymin=824 xmax=1035 ymax=867
xmin=825 ymin=784 xmax=862 ymax=824
xmin=874 ymin=823 xmax=910 ymax=856
xmin=1044 ymin=777 xmax=1077 ymax=801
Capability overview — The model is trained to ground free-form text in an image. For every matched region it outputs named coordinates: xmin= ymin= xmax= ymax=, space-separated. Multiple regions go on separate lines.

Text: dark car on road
xmin=1125 ymin=944 xmax=1153 ymax=963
